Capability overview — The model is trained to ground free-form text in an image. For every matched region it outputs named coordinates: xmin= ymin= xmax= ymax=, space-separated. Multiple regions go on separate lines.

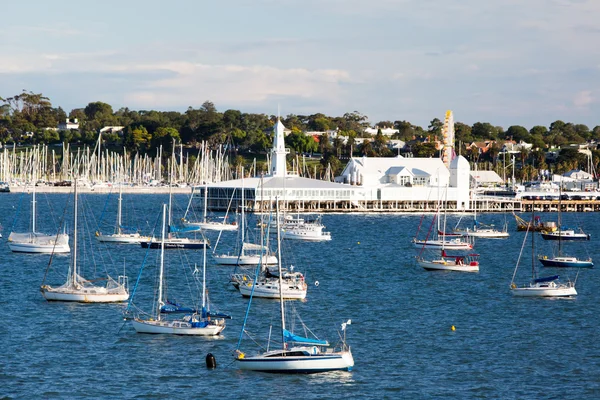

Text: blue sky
xmin=1 ymin=0 xmax=599 ymax=130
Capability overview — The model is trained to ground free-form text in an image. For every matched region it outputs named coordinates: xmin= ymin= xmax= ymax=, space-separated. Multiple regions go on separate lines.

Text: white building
xmin=200 ymin=114 xmax=473 ymax=212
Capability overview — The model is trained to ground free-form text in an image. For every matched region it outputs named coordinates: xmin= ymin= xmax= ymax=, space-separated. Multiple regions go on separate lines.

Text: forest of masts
xmin=0 ymin=140 xmax=243 ymax=186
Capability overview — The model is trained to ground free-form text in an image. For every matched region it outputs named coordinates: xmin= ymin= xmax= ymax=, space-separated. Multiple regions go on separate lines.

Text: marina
xmin=2 ymin=192 xmax=600 ymax=398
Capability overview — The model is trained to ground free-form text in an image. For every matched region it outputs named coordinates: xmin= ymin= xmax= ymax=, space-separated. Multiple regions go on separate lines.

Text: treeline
xmin=1 ymin=90 xmax=600 ymax=179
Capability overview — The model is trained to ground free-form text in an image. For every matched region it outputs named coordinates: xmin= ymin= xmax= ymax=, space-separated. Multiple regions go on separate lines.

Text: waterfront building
xmin=197 ymin=111 xmax=475 ymax=213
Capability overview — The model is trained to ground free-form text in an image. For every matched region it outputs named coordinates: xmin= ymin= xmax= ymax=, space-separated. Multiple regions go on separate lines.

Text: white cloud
xmin=573 ymin=90 xmax=593 ymax=108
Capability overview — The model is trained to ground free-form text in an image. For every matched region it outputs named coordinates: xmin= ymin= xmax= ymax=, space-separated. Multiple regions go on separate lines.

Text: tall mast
xmin=531 ymin=205 xmax=535 ymax=279
xmin=32 ymin=173 xmax=37 ymax=233
xmin=73 ymin=180 xmax=78 ymax=285
xmin=203 ymin=183 xmax=208 ymax=224
xmin=558 ymin=184 xmax=562 ymax=255
xmin=240 ymin=167 xmax=245 ymax=256
xmin=117 ymin=181 xmax=123 ymax=235
xmin=157 ymin=203 xmax=167 ymax=321
xmin=275 ymin=196 xmax=286 ymax=349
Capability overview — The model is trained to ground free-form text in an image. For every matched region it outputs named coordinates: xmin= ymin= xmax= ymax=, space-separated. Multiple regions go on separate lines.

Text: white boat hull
xmin=41 ymin=286 xmax=129 ymax=302
xmin=417 ymin=259 xmax=479 ymax=272
xmin=213 ymin=254 xmax=278 ymax=265
xmin=511 ymin=283 xmax=577 ymax=297
xmin=460 ymin=230 xmax=509 ymax=238
xmin=283 ymin=231 xmax=332 ymax=241
xmin=132 ymin=318 xmax=224 ymax=335
xmin=238 ymin=281 xmax=307 ymax=299
xmin=184 ymin=221 xmax=238 ymax=231
xmin=413 ymin=239 xmax=473 ymax=250
xmin=236 ymin=349 xmax=354 ymax=373
xmin=8 ymin=233 xmax=70 ymax=253
xmin=96 ymin=233 xmax=151 ymax=244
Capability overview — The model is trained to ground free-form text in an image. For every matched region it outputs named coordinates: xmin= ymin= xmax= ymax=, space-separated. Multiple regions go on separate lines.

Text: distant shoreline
xmin=4 ymin=185 xmax=194 ymax=194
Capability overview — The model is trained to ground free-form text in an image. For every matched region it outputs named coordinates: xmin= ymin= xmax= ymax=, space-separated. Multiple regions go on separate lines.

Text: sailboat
xmin=140 ymin=175 xmax=209 ymax=250
xmin=413 ymin=209 xmax=473 ymax=251
xmin=539 ymin=188 xmax=593 ymax=268
xmin=234 ymin=198 xmax=354 ymax=373
xmin=8 ymin=180 xmax=70 ymax=253
xmin=40 ymin=182 xmax=129 ymax=302
xmin=181 ymin=184 xmax=238 ymax=231
xmin=95 ymin=183 xmax=152 ymax=244
xmin=453 ymin=200 xmax=509 ymax=239
xmin=131 ymin=204 xmax=228 ymax=335
xmin=213 ymin=171 xmax=277 ymax=265
xmin=510 ymin=209 xmax=577 ymax=297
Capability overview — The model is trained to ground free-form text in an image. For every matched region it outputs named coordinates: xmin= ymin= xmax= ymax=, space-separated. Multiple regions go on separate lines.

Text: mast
xmin=531 ymin=205 xmax=535 ymax=280
xmin=157 ymin=203 xmax=167 ymax=321
xmin=203 ymin=183 xmax=208 ymax=224
xmin=275 ymin=197 xmax=286 ymax=349
xmin=240 ymin=167 xmax=245 ymax=256
xmin=558 ymin=184 xmax=562 ymax=256
xmin=32 ymin=174 xmax=37 ymax=233
xmin=73 ymin=180 xmax=78 ymax=285
xmin=202 ymin=230 xmax=207 ymax=311
xmin=117 ymin=182 xmax=123 ymax=235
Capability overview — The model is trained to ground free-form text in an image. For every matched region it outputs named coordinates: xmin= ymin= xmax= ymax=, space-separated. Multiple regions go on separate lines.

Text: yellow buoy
xmin=451 ymin=325 xmax=456 ymax=331
xmin=357 ymin=242 xmax=360 ymax=245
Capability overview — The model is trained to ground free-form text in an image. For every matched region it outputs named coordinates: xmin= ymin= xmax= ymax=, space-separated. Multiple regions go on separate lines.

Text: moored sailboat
xmin=40 ymin=182 xmax=129 ymax=302
xmin=510 ymin=210 xmax=577 ymax=298
xmin=8 ymin=181 xmax=70 ymax=253
xmin=96 ymin=183 xmax=151 ymax=244
xmin=131 ymin=204 xmax=228 ymax=335
xmin=234 ymin=197 xmax=353 ymax=373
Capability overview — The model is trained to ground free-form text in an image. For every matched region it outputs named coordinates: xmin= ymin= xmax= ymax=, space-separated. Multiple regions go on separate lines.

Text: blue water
xmin=1 ymin=192 xmax=600 ymax=399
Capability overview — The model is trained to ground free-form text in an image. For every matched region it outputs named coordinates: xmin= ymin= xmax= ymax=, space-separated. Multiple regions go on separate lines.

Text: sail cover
xmin=534 ymin=275 xmax=559 ymax=283
xmin=283 ymin=329 xmax=329 ymax=346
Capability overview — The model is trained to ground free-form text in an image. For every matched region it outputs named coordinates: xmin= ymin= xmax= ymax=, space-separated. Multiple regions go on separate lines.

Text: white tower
xmin=450 ymin=155 xmax=470 ymax=210
xmin=270 ymin=119 xmax=290 ymax=177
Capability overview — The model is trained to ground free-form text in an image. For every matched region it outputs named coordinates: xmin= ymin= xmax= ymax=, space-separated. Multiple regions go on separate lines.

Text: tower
xmin=270 ymin=118 xmax=290 ymax=177
xmin=441 ymin=110 xmax=455 ymax=168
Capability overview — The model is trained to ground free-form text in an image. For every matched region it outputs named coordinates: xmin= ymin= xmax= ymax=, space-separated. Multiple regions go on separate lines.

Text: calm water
xmin=1 ymin=192 xmax=600 ymax=399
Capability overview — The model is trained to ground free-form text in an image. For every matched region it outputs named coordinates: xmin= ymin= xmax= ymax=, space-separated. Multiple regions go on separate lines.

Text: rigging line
xmin=96 ymin=186 xmax=113 ymax=233
xmin=124 ymin=209 xmax=163 ymax=315
xmin=42 ymin=188 xmax=72 ymax=288
xmin=9 ymin=190 xmax=25 ymax=233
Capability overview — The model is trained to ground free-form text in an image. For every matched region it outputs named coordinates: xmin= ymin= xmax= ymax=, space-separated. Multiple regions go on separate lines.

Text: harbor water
xmin=1 ymin=192 xmax=599 ymax=399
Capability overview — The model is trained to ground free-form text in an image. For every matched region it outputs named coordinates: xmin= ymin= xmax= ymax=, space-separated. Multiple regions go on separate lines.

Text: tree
xmin=151 ymin=127 xmax=181 ymax=153
xmin=428 ymin=118 xmax=443 ymax=139
xmin=505 ymin=125 xmax=530 ymax=143
xmin=124 ymin=125 xmax=152 ymax=152
xmin=454 ymin=122 xmax=473 ymax=144
xmin=411 ymin=142 xmax=437 ymax=157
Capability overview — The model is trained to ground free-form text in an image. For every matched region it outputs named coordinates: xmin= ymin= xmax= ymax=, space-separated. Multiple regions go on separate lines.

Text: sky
xmin=1 ymin=0 xmax=600 ymax=130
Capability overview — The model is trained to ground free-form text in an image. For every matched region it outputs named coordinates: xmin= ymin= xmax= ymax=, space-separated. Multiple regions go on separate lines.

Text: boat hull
xmin=132 ymin=319 xmax=224 ymax=335
xmin=236 ymin=351 xmax=353 ymax=373
xmin=141 ymin=240 xmax=209 ymax=249
xmin=413 ymin=240 xmax=473 ymax=250
xmin=511 ymin=284 xmax=577 ymax=297
xmin=41 ymin=287 xmax=129 ymax=302
xmin=213 ymin=254 xmax=278 ymax=265
xmin=417 ymin=259 xmax=479 ymax=272
xmin=238 ymin=282 xmax=307 ymax=299
xmin=283 ymin=232 xmax=332 ymax=241
xmin=8 ymin=242 xmax=70 ymax=253
xmin=96 ymin=233 xmax=151 ymax=244
xmin=539 ymin=257 xmax=593 ymax=268
xmin=540 ymin=232 xmax=590 ymax=241
xmin=184 ymin=222 xmax=238 ymax=231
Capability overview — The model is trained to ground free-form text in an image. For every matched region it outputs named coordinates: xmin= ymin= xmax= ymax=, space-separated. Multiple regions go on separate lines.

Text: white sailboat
xmin=40 ymin=182 xmax=129 ymax=302
xmin=510 ymin=210 xmax=577 ymax=298
xmin=96 ymin=183 xmax=152 ymax=244
xmin=132 ymin=204 xmax=227 ymax=335
xmin=140 ymin=175 xmax=209 ymax=250
xmin=8 ymin=181 xmax=70 ymax=253
xmin=453 ymin=201 xmax=509 ymax=239
xmin=213 ymin=171 xmax=277 ymax=265
xmin=181 ymin=184 xmax=238 ymax=231
xmin=234 ymin=197 xmax=354 ymax=373
xmin=417 ymin=250 xmax=480 ymax=272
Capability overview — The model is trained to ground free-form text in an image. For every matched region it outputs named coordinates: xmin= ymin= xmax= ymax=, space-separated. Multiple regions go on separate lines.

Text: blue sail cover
xmin=534 ymin=275 xmax=559 ymax=283
xmin=283 ymin=329 xmax=329 ymax=346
